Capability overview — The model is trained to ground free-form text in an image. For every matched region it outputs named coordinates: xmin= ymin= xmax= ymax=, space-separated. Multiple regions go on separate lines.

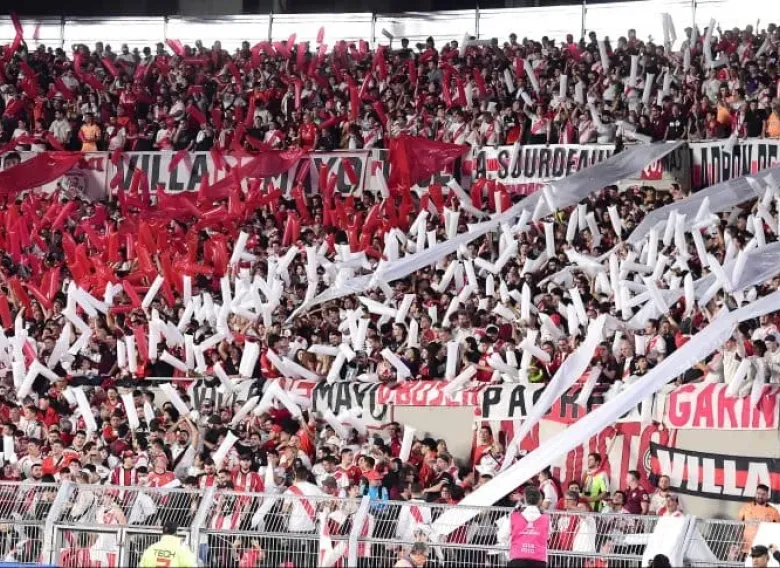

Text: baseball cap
xmin=750 ymin=545 xmax=769 ymax=558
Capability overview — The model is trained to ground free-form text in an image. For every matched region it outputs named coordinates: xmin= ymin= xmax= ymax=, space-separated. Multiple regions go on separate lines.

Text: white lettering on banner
xmin=111 ymin=152 xmax=293 ymax=194
xmin=108 ymin=151 xmax=372 ymax=196
xmin=664 ymin=383 xmax=780 ymax=430
xmin=2 ymin=151 xmax=109 ymax=201
xmin=689 ymin=139 xmax=780 ymax=190
xmin=650 ymin=442 xmax=779 ymax=502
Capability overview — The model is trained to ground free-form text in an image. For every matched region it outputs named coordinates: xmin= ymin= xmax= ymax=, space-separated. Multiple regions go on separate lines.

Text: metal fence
xmin=0 ymin=481 xmax=761 ymax=567
xmin=0 ymin=0 xmax=770 ymax=52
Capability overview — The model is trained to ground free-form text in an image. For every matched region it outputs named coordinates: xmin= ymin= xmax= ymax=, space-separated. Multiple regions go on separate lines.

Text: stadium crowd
xmin=0 ymin=20 xmax=779 ymax=152
xmin=0 ymin=18 xmax=777 ymax=568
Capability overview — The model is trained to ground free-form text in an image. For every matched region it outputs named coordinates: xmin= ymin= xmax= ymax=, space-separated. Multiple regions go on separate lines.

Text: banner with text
xmin=109 ymin=150 xmax=372 ymax=196
xmin=477 ymin=383 xmax=661 ymax=424
xmin=689 ymin=139 xmax=780 ymax=191
xmin=460 ymin=143 xmax=690 ymax=195
xmin=2 ymin=151 xmax=109 ymax=201
xmin=650 ymin=441 xmax=780 ymax=502
xmin=663 ymin=383 xmax=780 ymax=430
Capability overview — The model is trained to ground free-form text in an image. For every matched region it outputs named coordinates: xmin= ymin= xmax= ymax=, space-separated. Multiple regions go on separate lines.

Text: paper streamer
xmin=524 ymin=60 xmax=539 ymax=93
xmin=160 ymin=383 xmax=191 ymax=417
xmin=231 ymin=396 xmax=260 ymax=427
xmin=395 ymin=294 xmax=415 ymax=323
xmin=598 ymin=40 xmax=609 ymax=72
xmin=239 ymin=341 xmax=260 ymax=378
xmin=381 ymin=348 xmax=411 ymax=379
xmin=629 ymin=55 xmax=639 ymax=87
xmin=575 ymin=366 xmax=603 ymax=407
xmin=543 ymin=222 xmax=555 ymax=258
xmin=3 ymin=436 xmax=17 ymax=464
xmin=642 ymin=74 xmax=655 ymax=105
xmin=445 ymin=341 xmax=460 ymax=380
xmin=73 ymin=387 xmax=98 ymax=434
xmin=398 ymin=426 xmax=416 ymax=462
xmin=121 ymin=392 xmax=140 ymax=430
xmin=142 ymin=275 xmax=165 ymax=309
xmin=213 ymin=431 xmax=238 ymax=469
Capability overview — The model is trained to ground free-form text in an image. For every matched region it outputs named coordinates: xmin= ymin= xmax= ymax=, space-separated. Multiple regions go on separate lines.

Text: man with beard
xmin=739 ymin=484 xmax=780 ymax=553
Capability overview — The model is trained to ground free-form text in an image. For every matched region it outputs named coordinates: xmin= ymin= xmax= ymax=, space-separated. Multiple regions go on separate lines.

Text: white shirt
xmin=49 ymin=119 xmax=71 ymax=144
xmin=284 ymin=481 xmax=323 ymax=532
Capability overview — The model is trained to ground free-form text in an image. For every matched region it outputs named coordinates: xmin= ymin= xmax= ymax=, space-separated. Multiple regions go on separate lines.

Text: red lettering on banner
xmin=640 ymin=161 xmax=663 ymax=180
xmin=753 ymin=389 xmax=777 ymax=428
xmin=84 ymin=156 xmax=107 ymax=171
xmin=486 ymin=158 xmax=500 ymax=171
xmin=668 ymin=384 xmax=694 ymax=426
xmin=692 ymin=384 xmax=715 ymax=428
xmin=375 ymin=385 xmax=393 ymax=406
xmin=394 ymin=386 xmax=411 ymax=406
xmin=717 ymin=387 xmax=739 ymax=428
xmin=428 ymin=385 xmax=445 ymax=407
xmin=411 ymin=382 xmax=433 ymax=406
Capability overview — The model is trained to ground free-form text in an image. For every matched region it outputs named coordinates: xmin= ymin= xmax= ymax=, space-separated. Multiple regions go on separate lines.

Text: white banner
xmin=689 ymin=139 xmax=780 ymax=190
xmin=462 ymin=143 xmax=689 ymax=195
xmin=1 ymin=151 xmax=109 ymax=201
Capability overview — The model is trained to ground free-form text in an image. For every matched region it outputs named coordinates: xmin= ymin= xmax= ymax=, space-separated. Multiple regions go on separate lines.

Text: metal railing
xmin=0 ymin=0 xmax=769 ymax=52
xmin=0 ymin=480 xmax=761 ymax=567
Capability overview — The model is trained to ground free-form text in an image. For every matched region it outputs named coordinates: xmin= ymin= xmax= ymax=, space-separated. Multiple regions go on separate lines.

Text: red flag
xmin=374 ymin=48 xmax=389 ymax=81
xmin=342 ymin=158 xmax=359 ymax=185
xmin=186 ymin=104 xmax=207 ymax=126
xmin=347 ymin=76 xmax=359 ymax=122
xmin=0 ymin=294 xmax=11 ymax=329
xmin=472 ymin=68 xmax=487 ymax=98
xmin=166 ymin=39 xmax=185 ymax=57
xmin=408 ymin=60 xmax=418 ymax=86
xmin=296 ymin=42 xmax=307 ymax=73
xmin=0 ymin=153 xmax=81 ymax=198
xmin=372 ymin=101 xmax=388 ymax=128
xmin=42 ymin=132 xmax=65 ymax=151
xmin=388 ymin=135 xmax=468 ymax=193
xmin=317 ymin=27 xmax=325 ymax=44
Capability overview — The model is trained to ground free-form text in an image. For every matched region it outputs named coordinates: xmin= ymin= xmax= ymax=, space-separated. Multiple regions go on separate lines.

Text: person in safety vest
xmin=139 ymin=521 xmax=198 ymax=567
xmin=509 ymin=486 xmax=550 ymax=568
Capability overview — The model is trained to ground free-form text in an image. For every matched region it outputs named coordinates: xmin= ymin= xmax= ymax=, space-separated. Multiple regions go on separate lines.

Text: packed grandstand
xmin=0 ymin=5 xmax=777 ymax=568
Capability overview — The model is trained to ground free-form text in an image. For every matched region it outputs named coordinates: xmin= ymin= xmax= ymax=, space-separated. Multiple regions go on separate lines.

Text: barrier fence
xmin=0 ymin=0 xmax=771 ymax=53
xmin=0 ymin=480 xmax=761 ymax=566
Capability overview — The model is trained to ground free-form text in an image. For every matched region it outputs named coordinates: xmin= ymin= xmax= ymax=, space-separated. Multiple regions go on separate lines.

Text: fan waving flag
xmin=388 ymin=135 xmax=468 ymax=194
xmin=0 ymin=153 xmax=82 ymax=197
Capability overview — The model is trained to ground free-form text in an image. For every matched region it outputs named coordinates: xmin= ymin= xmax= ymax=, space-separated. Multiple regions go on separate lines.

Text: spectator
xmin=624 ymin=470 xmax=649 ymax=515
xmin=739 ymin=484 xmax=780 ymax=553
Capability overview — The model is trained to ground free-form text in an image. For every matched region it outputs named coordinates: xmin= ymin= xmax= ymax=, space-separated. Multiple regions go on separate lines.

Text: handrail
xmin=0 ymin=479 xmax=750 ymax=566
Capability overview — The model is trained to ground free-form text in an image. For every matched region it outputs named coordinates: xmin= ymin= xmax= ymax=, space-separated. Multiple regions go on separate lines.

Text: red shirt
xmin=260 ymin=352 xmax=281 ymax=379
xmin=625 ymin=485 xmax=649 ymax=515
xmin=299 ymin=123 xmax=317 ymax=148
xmin=148 ymin=471 xmax=176 ymax=488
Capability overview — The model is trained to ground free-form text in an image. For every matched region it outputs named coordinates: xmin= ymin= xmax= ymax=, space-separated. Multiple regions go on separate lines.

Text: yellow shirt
xmin=139 ymin=535 xmax=198 ymax=568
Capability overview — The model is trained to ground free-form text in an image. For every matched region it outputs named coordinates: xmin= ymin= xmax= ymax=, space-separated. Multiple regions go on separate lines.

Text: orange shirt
xmin=738 ymin=502 xmax=780 ymax=551
xmin=80 ymin=123 xmax=101 ymax=151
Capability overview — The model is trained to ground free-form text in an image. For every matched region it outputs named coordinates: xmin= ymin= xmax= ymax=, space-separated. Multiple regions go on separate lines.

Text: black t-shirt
xmin=666 ymin=117 xmax=685 ymax=140
xmin=745 ymin=109 xmax=766 ymax=137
